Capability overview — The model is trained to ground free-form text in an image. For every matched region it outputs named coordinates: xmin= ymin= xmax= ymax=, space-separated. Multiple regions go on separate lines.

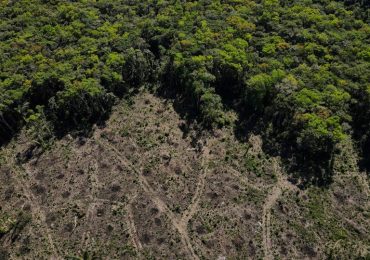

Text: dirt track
xmin=99 ymin=137 xmax=211 ymax=259
xmin=262 ymin=158 xmax=298 ymax=259
xmin=1 ymin=93 xmax=369 ymax=259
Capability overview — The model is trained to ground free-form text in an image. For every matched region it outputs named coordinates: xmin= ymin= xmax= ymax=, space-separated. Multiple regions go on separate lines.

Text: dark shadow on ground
xmin=0 ymin=110 xmax=23 ymax=148
xmin=354 ymin=136 xmax=370 ymax=173
xmin=213 ymin=77 xmax=335 ymax=188
xmin=155 ymin=75 xmax=205 ymax=142
xmin=233 ymin=111 xmax=335 ymax=189
xmin=350 ymin=90 xmax=370 ymax=174
xmin=156 ymin=66 xmax=335 ymax=189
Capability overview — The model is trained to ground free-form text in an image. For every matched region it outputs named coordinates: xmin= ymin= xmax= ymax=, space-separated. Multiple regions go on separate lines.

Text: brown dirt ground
xmin=0 ymin=92 xmax=369 ymax=259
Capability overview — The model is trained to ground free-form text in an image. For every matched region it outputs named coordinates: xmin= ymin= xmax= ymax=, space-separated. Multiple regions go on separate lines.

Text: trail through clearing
xmin=180 ymin=146 xmax=209 ymax=228
xmin=10 ymin=163 xmax=60 ymax=259
xmin=261 ymin=158 xmax=296 ymax=260
xmin=126 ymin=202 xmax=143 ymax=252
xmin=98 ymin=138 xmax=210 ymax=260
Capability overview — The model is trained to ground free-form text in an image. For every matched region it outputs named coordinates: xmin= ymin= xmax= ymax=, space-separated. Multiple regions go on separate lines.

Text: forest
xmin=1 ymin=0 xmax=369 ymax=184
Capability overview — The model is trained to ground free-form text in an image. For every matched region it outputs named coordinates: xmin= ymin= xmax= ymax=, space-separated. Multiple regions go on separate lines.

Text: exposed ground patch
xmin=0 ymin=92 xmax=369 ymax=259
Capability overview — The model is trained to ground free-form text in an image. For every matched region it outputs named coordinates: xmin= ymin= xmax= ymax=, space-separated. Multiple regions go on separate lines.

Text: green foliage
xmin=199 ymin=91 xmax=229 ymax=127
xmin=244 ymin=69 xmax=286 ymax=112
xmin=1 ymin=0 xmax=369 ymax=179
xmin=49 ymin=79 xmax=115 ymax=132
xmin=0 ymin=212 xmax=31 ymax=236
xmin=0 ymin=214 xmax=16 ymax=234
xmin=24 ymin=105 xmax=54 ymax=150
xmin=295 ymin=113 xmax=346 ymax=157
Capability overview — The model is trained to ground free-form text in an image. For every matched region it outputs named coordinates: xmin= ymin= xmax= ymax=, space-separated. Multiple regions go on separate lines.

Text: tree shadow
xmin=353 ymin=133 xmax=370 ymax=173
xmin=233 ymin=110 xmax=334 ymax=189
xmin=157 ymin=64 xmax=336 ymax=189
xmin=0 ymin=109 xmax=22 ymax=148
xmin=358 ymin=145 xmax=370 ymax=172
xmin=49 ymin=98 xmax=114 ymax=141
xmin=350 ymin=91 xmax=370 ymax=174
xmin=157 ymin=86 xmax=198 ymax=124
xmin=13 ymin=103 xmax=115 ymax=164
xmin=280 ymin=152 xmax=335 ymax=189
xmin=155 ymin=70 xmax=204 ymax=142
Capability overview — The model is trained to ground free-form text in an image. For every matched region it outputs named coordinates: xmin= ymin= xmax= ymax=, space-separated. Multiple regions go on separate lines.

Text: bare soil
xmin=0 ymin=92 xmax=369 ymax=259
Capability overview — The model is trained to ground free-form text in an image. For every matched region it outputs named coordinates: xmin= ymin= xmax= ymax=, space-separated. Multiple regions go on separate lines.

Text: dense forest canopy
xmin=0 ymin=0 xmax=369 ymax=183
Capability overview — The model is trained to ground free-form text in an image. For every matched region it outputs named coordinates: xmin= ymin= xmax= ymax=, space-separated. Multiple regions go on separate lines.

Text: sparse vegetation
xmin=0 ymin=0 xmax=369 ymax=259
xmin=0 ymin=92 xmax=369 ymax=258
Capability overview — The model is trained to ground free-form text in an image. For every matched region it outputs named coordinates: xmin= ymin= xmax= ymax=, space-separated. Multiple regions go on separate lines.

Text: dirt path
xmin=126 ymin=203 xmax=143 ymax=252
xmin=81 ymin=201 xmax=97 ymax=251
xmin=262 ymin=184 xmax=281 ymax=260
xmin=175 ymin=145 xmax=209 ymax=260
xmin=180 ymin=146 xmax=209 ymax=229
xmin=98 ymin=138 xmax=205 ymax=260
xmin=10 ymin=164 xmax=60 ymax=259
xmin=261 ymin=158 xmax=296 ymax=260
xmin=81 ymin=160 xmax=100 ymax=251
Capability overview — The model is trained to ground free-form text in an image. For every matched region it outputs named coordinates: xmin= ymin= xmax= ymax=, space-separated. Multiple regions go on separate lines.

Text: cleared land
xmin=0 ymin=92 xmax=369 ymax=259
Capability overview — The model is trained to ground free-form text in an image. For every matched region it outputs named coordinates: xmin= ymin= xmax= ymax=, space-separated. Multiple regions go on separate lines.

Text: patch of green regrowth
xmin=244 ymin=155 xmax=264 ymax=177
xmin=24 ymin=105 xmax=55 ymax=151
xmin=0 ymin=213 xmax=16 ymax=235
xmin=0 ymin=212 xmax=31 ymax=237
xmin=304 ymin=188 xmax=349 ymax=241
xmin=120 ymin=244 xmax=137 ymax=257
xmin=233 ymin=187 xmax=265 ymax=205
